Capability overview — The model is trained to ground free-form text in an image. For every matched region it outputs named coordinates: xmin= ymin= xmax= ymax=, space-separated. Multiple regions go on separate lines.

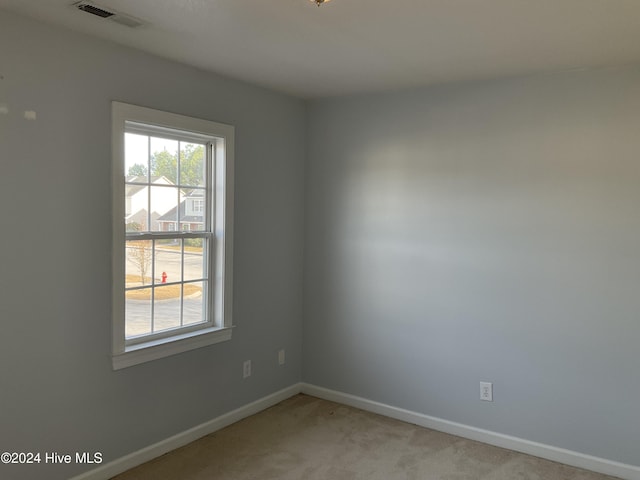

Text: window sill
xmin=112 ymin=326 xmax=233 ymax=370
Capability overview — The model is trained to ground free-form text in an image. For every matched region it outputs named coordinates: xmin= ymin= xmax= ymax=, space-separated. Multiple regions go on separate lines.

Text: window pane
xmin=126 ymin=240 xmax=152 ymax=286
xmin=180 ymin=142 xmax=205 ymax=187
xmin=151 ymin=186 xmax=180 ymax=232
xmin=125 ymin=288 xmax=152 ymax=338
xmin=150 ymin=137 xmax=178 ymax=184
xmin=154 ymin=240 xmax=182 ymax=285
xmin=153 ymin=285 xmax=181 ymax=332
xmin=183 ymin=281 xmax=206 ymax=326
xmin=125 ymin=133 xmax=149 ymax=182
xmin=184 ymin=238 xmax=205 ymax=281
xmin=183 ymin=189 xmax=206 ymax=231
xmin=125 ymin=184 xmax=149 ymax=231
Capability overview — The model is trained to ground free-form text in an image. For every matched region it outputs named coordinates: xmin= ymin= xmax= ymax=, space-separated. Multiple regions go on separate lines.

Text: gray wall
xmin=0 ymin=12 xmax=305 ymax=480
xmin=304 ymin=67 xmax=640 ymax=466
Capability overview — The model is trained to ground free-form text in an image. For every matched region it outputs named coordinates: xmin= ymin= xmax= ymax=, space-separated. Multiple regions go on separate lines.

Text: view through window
xmin=124 ymin=132 xmax=209 ymax=339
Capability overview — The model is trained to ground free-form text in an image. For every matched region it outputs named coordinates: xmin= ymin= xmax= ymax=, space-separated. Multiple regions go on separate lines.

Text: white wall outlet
xmin=278 ymin=349 xmax=285 ymax=365
xmin=243 ymin=360 xmax=252 ymax=379
xmin=480 ymin=381 xmax=493 ymax=401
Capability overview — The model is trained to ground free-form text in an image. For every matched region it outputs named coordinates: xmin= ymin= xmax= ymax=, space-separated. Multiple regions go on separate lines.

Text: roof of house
xmin=125 ymin=176 xmax=174 ymax=197
xmin=157 ymin=199 xmax=204 ymax=224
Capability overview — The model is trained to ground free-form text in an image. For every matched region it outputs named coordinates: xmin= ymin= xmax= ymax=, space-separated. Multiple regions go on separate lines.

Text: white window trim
xmin=111 ymin=102 xmax=234 ymax=370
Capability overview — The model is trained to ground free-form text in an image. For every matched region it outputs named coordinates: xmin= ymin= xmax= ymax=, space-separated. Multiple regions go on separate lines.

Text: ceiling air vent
xmin=73 ymin=2 xmax=145 ymax=28
xmin=75 ymin=2 xmax=114 ymax=18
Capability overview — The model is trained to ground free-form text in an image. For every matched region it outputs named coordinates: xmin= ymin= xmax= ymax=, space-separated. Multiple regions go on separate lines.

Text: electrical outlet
xmin=480 ymin=382 xmax=493 ymax=401
xmin=278 ymin=349 xmax=285 ymax=365
xmin=243 ymin=360 xmax=251 ymax=379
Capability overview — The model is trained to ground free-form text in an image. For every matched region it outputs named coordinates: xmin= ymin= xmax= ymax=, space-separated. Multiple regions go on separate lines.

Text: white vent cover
xmin=73 ymin=2 xmax=145 ymax=28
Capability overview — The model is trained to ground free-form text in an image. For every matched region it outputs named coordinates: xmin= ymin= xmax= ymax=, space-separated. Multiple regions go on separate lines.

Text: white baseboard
xmin=70 ymin=382 xmax=640 ymax=480
xmin=300 ymin=383 xmax=640 ymax=480
xmin=69 ymin=383 xmax=302 ymax=480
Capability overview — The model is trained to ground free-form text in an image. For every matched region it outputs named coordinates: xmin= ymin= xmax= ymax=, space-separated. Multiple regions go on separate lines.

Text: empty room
xmin=0 ymin=1 xmax=638 ymax=479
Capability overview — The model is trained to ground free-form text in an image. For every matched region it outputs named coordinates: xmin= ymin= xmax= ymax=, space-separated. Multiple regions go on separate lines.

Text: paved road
xmin=126 ymin=246 xmax=204 ymax=284
xmin=125 ymin=246 xmax=207 ymax=337
xmin=126 ymin=296 xmax=205 ymax=337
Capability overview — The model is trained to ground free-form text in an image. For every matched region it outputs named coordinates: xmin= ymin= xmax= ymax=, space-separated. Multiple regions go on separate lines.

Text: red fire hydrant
xmin=161 ymin=271 xmax=168 ymax=283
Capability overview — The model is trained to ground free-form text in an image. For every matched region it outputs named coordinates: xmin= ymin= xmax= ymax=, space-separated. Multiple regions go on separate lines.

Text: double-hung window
xmin=111 ymin=102 xmax=234 ymax=369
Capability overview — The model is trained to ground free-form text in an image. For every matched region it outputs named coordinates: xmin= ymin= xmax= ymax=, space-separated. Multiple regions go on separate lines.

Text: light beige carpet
xmin=112 ymin=394 xmax=619 ymax=480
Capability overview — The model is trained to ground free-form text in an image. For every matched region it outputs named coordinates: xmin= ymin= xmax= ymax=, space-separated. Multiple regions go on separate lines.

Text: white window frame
xmin=111 ymin=102 xmax=234 ymax=370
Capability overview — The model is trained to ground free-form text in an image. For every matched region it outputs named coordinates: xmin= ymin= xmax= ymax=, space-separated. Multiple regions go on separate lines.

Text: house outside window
xmin=112 ymin=102 xmax=234 ymax=369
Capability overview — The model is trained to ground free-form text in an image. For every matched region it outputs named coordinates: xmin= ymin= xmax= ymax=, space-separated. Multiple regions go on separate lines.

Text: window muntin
xmin=112 ymin=102 xmax=234 ymax=369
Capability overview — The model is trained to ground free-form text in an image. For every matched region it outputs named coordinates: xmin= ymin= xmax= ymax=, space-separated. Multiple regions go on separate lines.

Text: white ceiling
xmin=2 ymin=0 xmax=640 ymax=98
